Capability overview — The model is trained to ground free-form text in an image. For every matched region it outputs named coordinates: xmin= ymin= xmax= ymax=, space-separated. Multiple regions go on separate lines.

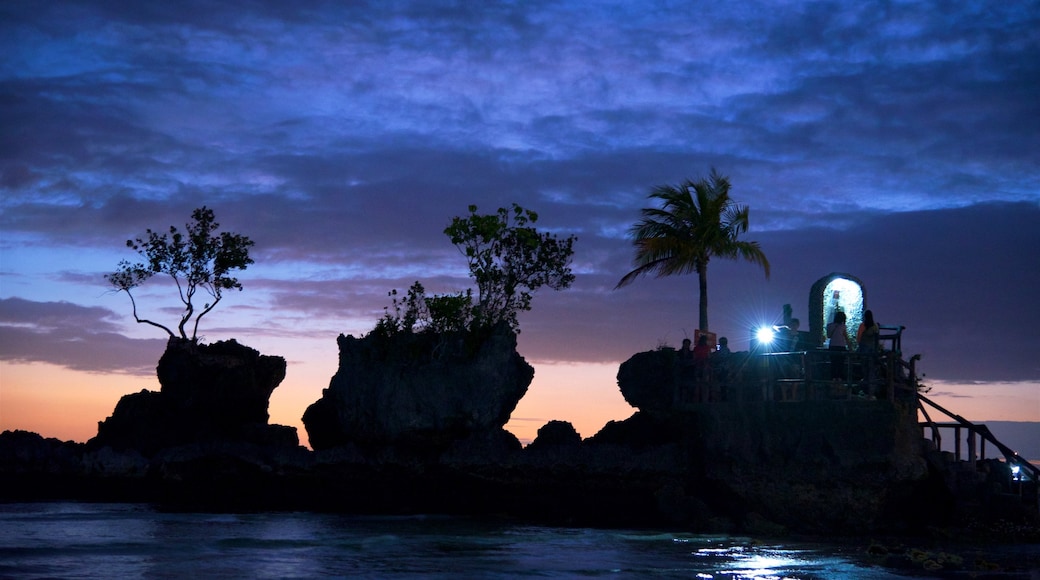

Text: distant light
xmin=755 ymin=326 xmax=775 ymax=345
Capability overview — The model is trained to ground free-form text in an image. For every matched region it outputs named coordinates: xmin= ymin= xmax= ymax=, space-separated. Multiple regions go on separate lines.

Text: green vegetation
xmin=106 ymin=206 xmax=254 ymax=341
xmin=615 ymin=169 xmax=769 ymax=331
xmin=377 ymin=281 xmax=474 ymax=336
xmin=376 ymin=204 xmax=576 ymax=336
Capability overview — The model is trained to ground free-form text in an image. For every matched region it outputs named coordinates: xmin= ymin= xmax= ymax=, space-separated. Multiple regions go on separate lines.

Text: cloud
xmin=517 ymin=201 xmax=1040 ymax=383
xmin=1 ymin=1 xmax=1038 ymax=388
xmin=0 ymin=298 xmax=166 ymax=375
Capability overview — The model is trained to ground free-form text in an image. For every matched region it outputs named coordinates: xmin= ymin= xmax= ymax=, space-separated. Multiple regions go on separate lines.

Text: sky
xmin=1 ymin=1 xmax=1038 ymax=455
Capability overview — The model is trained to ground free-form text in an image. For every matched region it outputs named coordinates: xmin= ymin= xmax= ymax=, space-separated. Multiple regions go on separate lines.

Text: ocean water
xmin=0 ymin=502 xmax=1024 ymax=579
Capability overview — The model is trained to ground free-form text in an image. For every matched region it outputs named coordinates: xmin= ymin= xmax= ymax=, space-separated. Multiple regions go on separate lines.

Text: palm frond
xmin=615 ymin=169 xmax=769 ymax=329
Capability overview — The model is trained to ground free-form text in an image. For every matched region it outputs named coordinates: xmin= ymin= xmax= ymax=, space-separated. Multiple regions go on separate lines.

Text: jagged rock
xmin=616 ymin=349 xmax=678 ymax=412
xmin=82 ymin=446 xmax=149 ymax=477
xmin=158 ymin=337 xmax=286 ymax=427
xmin=90 ymin=389 xmax=171 ymax=454
xmin=303 ymin=323 xmax=533 ymax=453
xmin=616 ymin=348 xmax=756 ymax=412
xmin=91 ymin=338 xmax=297 ymax=455
xmin=0 ymin=430 xmax=83 ymax=475
xmin=441 ymin=428 xmax=522 ymax=467
xmin=527 ymin=420 xmax=581 ymax=451
xmin=585 ymin=412 xmax=676 ymax=449
xmin=152 ymin=440 xmax=315 ymax=477
xmin=4 ymin=329 xmax=1019 ymax=535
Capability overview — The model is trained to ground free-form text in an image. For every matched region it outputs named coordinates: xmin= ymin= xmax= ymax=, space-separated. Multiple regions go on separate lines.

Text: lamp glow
xmin=755 ymin=327 xmax=775 ymax=345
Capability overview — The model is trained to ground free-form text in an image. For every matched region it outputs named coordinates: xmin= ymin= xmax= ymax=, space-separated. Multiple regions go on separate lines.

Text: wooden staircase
xmin=917 ymin=393 xmax=1039 ymax=516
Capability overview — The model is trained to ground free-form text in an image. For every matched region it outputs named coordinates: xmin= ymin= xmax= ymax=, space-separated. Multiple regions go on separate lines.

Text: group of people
xmin=827 ymin=309 xmax=880 ymax=381
xmin=677 ymin=334 xmax=731 ymax=402
xmin=678 ymin=335 xmax=730 ymax=368
xmin=672 ymin=308 xmax=882 ymax=403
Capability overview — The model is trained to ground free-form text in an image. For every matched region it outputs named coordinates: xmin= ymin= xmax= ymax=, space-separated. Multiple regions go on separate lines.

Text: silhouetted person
xmin=784 ymin=318 xmax=802 ymax=351
xmin=856 ymin=309 xmax=880 ymax=393
xmin=692 ymin=335 xmax=712 ymax=401
xmin=715 ymin=336 xmax=731 ymax=357
xmin=856 ymin=310 xmax=879 ymax=353
xmin=712 ymin=336 xmax=731 ymax=401
xmin=827 ymin=311 xmax=848 ymax=381
xmin=693 ymin=335 xmax=712 ymax=365
xmin=677 ymin=338 xmax=694 ymax=403
xmin=678 ymin=338 xmax=694 ymax=365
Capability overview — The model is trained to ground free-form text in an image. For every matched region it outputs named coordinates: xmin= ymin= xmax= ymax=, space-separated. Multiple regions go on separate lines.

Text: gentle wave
xmin=0 ymin=502 xmax=1016 ymax=579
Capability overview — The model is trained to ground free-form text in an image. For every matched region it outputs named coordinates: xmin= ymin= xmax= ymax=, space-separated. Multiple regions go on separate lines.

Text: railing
xmin=709 ymin=348 xmax=919 ymax=403
xmin=877 ymin=324 xmax=905 ymax=354
xmin=917 ymin=393 xmax=1040 ymax=483
xmin=673 ymin=344 xmax=1038 ymax=513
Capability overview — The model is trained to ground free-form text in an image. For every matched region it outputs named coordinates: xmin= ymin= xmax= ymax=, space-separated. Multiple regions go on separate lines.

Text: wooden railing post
xmin=967 ymin=429 xmax=977 ymax=468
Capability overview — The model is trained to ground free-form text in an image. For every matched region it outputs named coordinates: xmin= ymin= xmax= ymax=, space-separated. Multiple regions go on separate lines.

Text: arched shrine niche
xmin=808 ymin=272 xmax=866 ymax=349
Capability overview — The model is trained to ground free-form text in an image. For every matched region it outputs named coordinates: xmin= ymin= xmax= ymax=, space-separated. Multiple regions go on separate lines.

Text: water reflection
xmin=0 ymin=503 xmax=934 ymax=578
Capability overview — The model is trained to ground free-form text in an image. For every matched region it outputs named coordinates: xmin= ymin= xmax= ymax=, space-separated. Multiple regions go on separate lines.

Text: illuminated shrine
xmin=808 ymin=272 xmax=866 ymax=349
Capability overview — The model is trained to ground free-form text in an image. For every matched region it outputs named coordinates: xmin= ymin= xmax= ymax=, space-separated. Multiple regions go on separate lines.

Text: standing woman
xmin=827 ymin=311 xmax=849 ymax=381
xmin=857 ymin=309 xmax=880 ymax=390
xmin=857 ymin=309 xmax=879 ymax=353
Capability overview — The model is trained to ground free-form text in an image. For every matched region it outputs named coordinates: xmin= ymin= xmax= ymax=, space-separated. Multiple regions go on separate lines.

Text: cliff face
xmin=615 ymin=349 xmax=678 ymax=412
xmin=157 ymin=337 xmax=286 ymax=427
xmin=90 ymin=338 xmax=297 ymax=455
xmin=687 ymin=402 xmax=928 ymax=533
xmin=607 ymin=348 xmax=934 ymax=533
xmin=303 ymin=323 xmax=533 ymax=453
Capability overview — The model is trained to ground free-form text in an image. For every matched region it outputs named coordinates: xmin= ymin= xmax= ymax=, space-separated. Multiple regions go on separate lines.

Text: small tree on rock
xmin=445 ymin=203 xmax=576 ymax=332
xmin=375 ymin=281 xmax=474 ymax=337
xmin=375 ymin=204 xmax=577 ymax=338
xmin=106 ymin=206 xmax=254 ymax=342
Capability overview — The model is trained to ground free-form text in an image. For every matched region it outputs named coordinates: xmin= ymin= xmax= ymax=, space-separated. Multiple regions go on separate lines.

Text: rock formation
xmin=615 ymin=347 xmax=753 ymax=409
xmin=615 ymin=348 xmax=678 ymax=412
xmin=606 ymin=347 xmax=940 ymax=533
xmin=3 ymin=335 xmax=1033 ymax=537
xmin=91 ymin=338 xmax=297 ymax=455
xmin=303 ymin=323 xmax=532 ymax=454
xmin=526 ymin=420 xmax=582 ymax=451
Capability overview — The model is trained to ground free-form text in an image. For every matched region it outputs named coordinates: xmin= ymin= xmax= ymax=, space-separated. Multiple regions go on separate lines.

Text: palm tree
xmin=615 ymin=169 xmax=770 ymax=331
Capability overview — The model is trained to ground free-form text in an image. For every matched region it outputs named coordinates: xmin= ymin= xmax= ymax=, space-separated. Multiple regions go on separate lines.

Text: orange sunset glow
xmin=1 ymin=0 xmax=1037 ymax=469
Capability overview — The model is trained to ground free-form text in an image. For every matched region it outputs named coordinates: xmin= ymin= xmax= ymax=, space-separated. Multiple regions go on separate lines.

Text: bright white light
xmin=756 ymin=326 xmax=775 ymax=344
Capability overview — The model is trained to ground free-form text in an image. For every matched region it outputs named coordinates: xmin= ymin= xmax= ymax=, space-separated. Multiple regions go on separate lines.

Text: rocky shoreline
xmin=2 ymin=330 xmax=1037 ymax=541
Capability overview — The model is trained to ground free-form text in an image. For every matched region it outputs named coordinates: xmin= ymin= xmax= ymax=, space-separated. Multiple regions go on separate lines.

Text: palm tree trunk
xmin=698 ymin=267 xmax=709 ymax=331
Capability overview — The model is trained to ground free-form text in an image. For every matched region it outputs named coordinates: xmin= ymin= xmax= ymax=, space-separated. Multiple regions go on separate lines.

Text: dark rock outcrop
xmin=586 ymin=411 xmax=680 ymax=449
xmin=615 ymin=348 xmax=678 ymax=412
xmin=303 ymin=323 xmax=533 ymax=454
xmin=5 ymin=338 xmax=1030 ymax=538
xmin=0 ymin=430 xmax=83 ymax=476
xmin=527 ymin=420 xmax=581 ymax=451
xmin=91 ymin=338 xmax=297 ymax=455
xmin=616 ymin=347 xmax=756 ymax=410
xmin=157 ymin=337 xmax=285 ymax=427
